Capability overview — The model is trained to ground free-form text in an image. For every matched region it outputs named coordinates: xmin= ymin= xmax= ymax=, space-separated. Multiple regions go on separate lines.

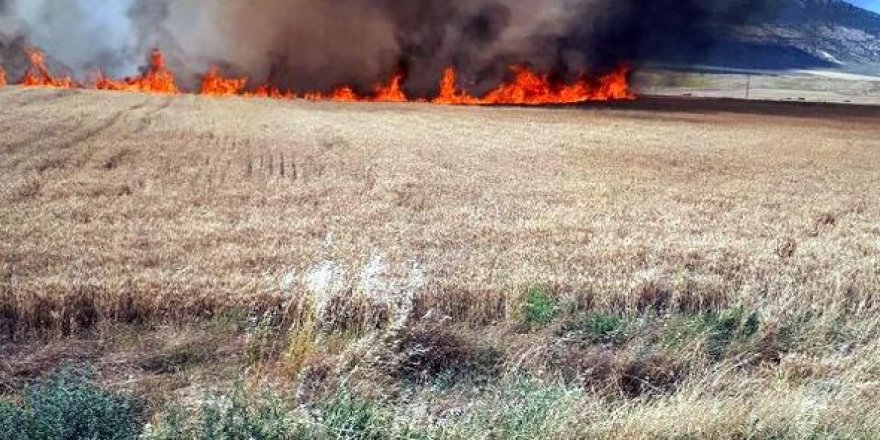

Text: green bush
xmin=0 ymin=366 xmax=144 ymax=440
xmin=0 ymin=401 xmax=26 ymax=440
xmin=521 ymin=286 xmax=559 ymax=328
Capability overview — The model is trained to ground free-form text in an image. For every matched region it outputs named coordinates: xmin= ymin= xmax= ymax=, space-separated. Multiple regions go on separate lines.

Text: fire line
xmin=5 ymin=48 xmax=635 ymax=105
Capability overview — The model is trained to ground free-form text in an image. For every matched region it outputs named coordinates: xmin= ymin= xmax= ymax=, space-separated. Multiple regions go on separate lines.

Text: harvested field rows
xmin=1 ymin=88 xmax=877 ymax=333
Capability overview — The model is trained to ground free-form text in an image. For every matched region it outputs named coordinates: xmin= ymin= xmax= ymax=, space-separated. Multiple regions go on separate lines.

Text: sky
xmin=849 ymin=0 xmax=880 ymax=13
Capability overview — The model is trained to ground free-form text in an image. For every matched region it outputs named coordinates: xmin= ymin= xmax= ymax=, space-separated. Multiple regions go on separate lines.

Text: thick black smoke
xmin=0 ymin=0 xmax=778 ymax=93
xmin=563 ymin=0 xmax=772 ymax=68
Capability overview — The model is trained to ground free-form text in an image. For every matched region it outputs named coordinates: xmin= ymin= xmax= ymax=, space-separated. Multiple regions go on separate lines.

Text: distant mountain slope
xmin=731 ymin=0 xmax=880 ymax=68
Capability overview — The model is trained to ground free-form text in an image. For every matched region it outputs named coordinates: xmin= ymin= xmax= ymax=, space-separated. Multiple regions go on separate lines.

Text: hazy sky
xmin=849 ymin=0 xmax=880 ymax=12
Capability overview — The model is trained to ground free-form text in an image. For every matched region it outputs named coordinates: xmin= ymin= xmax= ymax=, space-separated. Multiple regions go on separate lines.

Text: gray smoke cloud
xmin=0 ymin=0 xmax=772 ymax=93
xmin=1 ymin=0 xmax=137 ymax=75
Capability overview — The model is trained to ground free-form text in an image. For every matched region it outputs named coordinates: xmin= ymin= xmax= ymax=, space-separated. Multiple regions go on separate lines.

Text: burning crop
xmin=436 ymin=65 xmax=633 ymax=105
xmin=95 ymin=49 xmax=178 ymax=95
xmin=246 ymin=85 xmax=295 ymax=100
xmin=371 ymin=71 xmax=409 ymax=103
xmin=7 ymin=47 xmax=634 ymax=106
xmin=21 ymin=49 xmax=75 ymax=89
xmin=200 ymin=68 xmax=248 ymax=97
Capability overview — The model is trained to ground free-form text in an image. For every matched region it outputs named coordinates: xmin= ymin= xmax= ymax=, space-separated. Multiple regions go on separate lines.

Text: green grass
xmin=0 ymin=305 xmax=873 ymax=440
xmin=702 ymin=307 xmax=761 ymax=359
xmin=319 ymin=393 xmax=392 ymax=440
xmin=0 ymin=366 xmax=145 ymax=440
xmin=521 ymin=286 xmax=559 ymax=328
xmin=144 ymin=386 xmax=305 ymax=440
xmin=143 ymin=378 xmax=584 ymax=440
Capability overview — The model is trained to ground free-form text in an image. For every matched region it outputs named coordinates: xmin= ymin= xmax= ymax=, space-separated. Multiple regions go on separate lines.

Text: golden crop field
xmin=1 ymin=87 xmax=879 ymax=438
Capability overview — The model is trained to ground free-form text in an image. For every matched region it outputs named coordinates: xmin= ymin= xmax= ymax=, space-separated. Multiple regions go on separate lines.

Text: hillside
xmin=732 ymin=0 xmax=880 ymax=68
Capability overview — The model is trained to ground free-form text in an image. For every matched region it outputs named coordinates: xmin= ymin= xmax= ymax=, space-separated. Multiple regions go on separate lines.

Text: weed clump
xmin=521 ymin=286 xmax=559 ymax=328
xmin=0 ymin=366 xmax=145 ymax=440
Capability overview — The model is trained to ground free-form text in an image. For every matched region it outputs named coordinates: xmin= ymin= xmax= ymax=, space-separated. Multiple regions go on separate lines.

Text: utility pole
xmin=745 ymin=74 xmax=751 ymax=100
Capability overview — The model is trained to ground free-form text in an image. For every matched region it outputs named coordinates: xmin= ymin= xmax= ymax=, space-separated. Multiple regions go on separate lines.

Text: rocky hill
xmin=721 ymin=0 xmax=880 ymax=70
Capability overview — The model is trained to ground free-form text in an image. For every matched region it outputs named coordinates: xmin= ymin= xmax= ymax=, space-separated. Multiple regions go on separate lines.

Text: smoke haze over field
xmin=0 ymin=0 xmax=775 ymax=92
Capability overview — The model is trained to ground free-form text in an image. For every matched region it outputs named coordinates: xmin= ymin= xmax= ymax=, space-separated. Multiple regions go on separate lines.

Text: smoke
xmin=1 ymin=0 xmax=137 ymax=76
xmin=0 ymin=0 xmax=773 ymax=93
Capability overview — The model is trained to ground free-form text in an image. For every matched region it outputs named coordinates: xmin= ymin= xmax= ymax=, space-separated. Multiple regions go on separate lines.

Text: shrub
xmin=140 ymin=405 xmax=191 ymax=440
xmin=521 ymin=286 xmax=559 ymax=328
xmin=0 ymin=401 xmax=26 ymax=440
xmin=0 ymin=366 xmax=145 ymax=440
xmin=199 ymin=391 xmax=303 ymax=440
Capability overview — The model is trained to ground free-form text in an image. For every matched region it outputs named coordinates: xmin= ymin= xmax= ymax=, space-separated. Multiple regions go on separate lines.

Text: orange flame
xmin=371 ymin=71 xmax=407 ymax=102
xmin=246 ymin=84 xmax=294 ymax=100
xmin=432 ymin=68 xmax=480 ymax=105
xmin=6 ymin=47 xmax=635 ymax=105
xmin=592 ymin=65 xmax=634 ymax=101
xmin=21 ymin=49 xmax=75 ymax=89
xmin=305 ymin=85 xmax=356 ymax=102
xmin=200 ymin=67 xmax=248 ymax=96
xmin=435 ymin=65 xmax=634 ymax=106
xmin=96 ymin=49 xmax=178 ymax=94
xmin=331 ymin=86 xmax=359 ymax=102
xmin=0 ymin=67 xmax=6 ymax=88
xmin=303 ymin=71 xmax=409 ymax=103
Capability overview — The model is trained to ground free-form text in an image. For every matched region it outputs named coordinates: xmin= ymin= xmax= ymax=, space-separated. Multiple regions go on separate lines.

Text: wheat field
xmin=1 ymin=87 xmax=879 ymax=438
